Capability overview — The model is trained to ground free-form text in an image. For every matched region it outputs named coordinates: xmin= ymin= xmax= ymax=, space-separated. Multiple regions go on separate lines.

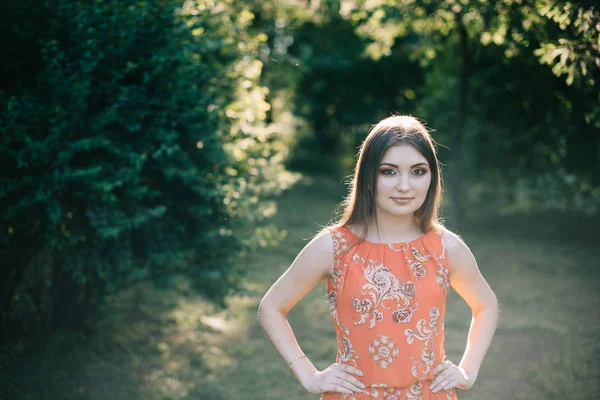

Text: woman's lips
xmin=391 ymin=197 xmax=413 ymax=205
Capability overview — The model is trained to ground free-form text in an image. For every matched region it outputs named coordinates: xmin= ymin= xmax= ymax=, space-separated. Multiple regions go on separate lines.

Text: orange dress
xmin=322 ymin=225 xmax=457 ymax=400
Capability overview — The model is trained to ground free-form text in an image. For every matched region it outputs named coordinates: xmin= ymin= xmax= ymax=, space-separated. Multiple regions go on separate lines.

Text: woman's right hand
xmin=302 ymin=363 xmax=367 ymax=395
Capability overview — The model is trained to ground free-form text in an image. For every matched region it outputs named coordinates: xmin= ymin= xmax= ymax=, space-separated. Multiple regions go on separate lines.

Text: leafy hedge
xmin=0 ymin=0 xmax=296 ymax=335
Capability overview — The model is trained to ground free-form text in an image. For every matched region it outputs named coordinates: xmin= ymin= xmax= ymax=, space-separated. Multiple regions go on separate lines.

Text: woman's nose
xmin=396 ymin=174 xmax=410 ymax=191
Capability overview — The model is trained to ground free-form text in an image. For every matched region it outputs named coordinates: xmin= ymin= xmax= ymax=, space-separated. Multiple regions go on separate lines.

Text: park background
xmin=1 ymin=0 xmax=599 ymax=399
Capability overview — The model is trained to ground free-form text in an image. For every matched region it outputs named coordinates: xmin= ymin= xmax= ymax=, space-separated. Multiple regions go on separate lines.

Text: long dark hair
xmin=331 ymin=115 xmax=443 ymax=239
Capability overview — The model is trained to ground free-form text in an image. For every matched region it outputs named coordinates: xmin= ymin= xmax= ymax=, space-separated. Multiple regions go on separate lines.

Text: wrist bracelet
xmin=288 ymin=354 xmax=307 ymax=380
xmin=288 ymin=354 xmax=307 ymax=368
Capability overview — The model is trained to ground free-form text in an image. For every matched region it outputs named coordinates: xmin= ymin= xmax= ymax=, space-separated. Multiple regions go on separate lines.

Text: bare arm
xmin=430 ymin=230 xmax=499 ymax=393
xmin=257 ymin=230 xmax=366 ymax=395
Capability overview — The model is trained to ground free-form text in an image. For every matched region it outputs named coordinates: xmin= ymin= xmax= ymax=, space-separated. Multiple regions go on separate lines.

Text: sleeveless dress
xmin=322 ymin=225 xmax=457 ymax=400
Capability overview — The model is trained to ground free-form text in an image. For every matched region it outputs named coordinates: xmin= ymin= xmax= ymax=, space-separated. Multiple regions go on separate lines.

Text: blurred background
xmin=1 ymin=0 xmax=598 ymax=399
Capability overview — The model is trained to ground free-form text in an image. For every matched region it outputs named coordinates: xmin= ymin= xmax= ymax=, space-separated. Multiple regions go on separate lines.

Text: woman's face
xmin=374 ymin=144 xmax=432 ymax=220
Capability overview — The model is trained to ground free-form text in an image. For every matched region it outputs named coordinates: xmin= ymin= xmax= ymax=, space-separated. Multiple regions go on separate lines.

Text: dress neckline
xmin=343 ymin=225 xmax=435 ymax=246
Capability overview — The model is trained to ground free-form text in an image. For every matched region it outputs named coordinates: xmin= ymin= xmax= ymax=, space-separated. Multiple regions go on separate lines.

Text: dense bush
xmin=0 ymin=0 xmax=296 ymax=336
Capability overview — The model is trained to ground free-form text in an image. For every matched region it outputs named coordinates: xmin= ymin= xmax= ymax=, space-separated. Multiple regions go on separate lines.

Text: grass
xmin=1 ymin=175 xmax=599 ymax=400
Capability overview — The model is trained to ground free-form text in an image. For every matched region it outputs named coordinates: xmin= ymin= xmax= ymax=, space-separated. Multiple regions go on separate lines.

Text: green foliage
xmin=0 ymin=0 xmax=297 ymax=334
xmin=279 ymin=16 xmax=425 ymax=172
xmin=279 ymin=0 xmax=600 ymax=213
xmin=534 ymin=1 xmax=598 ymax=89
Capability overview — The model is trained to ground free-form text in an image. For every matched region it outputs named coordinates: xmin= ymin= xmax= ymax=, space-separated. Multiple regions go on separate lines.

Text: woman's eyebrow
xmin=380 ymin=162 xmax=429 ymax=168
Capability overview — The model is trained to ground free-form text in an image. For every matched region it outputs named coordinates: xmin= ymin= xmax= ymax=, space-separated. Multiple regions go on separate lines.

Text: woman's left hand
xmin=429 ymin=359 xmax=472 ymax=393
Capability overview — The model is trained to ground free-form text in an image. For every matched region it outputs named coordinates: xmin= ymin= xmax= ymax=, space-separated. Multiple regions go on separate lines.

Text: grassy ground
xmin=2 ymin=176 xmax=599 ymax=399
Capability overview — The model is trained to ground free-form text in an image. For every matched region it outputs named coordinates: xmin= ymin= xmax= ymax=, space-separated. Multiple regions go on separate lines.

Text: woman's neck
xmin=364 ymin=214 xmax=423 ymax=242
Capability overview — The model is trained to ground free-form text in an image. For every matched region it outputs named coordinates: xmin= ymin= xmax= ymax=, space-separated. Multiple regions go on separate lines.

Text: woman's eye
xmin=380 ymin=169 xmax=396 ymax=175
xmin=412 ymin=169 xmax=427 ymax=176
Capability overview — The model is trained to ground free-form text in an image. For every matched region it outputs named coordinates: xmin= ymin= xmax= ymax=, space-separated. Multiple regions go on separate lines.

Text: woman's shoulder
xmin=431 ymin=224 xmax=468 ymax=251
xmin=307 ymin=227 xmax=336 ymax=258
xmin=434 ymin=225 xmax=476 ymax=268
xmin=319 ymin=224 xmax=351 ymax=241
xmin=433 ymin=224 xmax=462 ymax=244
xmin=286 ymin=228 xmax=336 ymax=278
xmin=313 ymin=226 xmax=335 ymax=243
xmin=316 ymin=224 xmax=356 ymax=254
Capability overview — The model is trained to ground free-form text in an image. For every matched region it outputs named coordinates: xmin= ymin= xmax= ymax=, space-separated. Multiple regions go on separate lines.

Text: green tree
xmin=0 ymin=0 xmax=296 ymax=335
xmin=342 ymin=0 xmax=600 ymax=218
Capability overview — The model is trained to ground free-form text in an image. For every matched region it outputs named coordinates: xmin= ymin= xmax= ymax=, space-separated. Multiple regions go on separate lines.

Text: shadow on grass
xmin=0 ymin=276 xmax=244 ymax=400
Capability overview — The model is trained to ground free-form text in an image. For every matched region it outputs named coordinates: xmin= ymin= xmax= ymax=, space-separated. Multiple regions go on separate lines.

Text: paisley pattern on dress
xmin=320 ymin=382 xmax=454 ymax=400
xmin=388 ymin=242 xmax=410 ymax=252
xmin=405 ymin=308 xmax=440 ymax=344
xmin=406 ymin=381 xmax=424 ymax=400
xmin=435 ymin=263 xmax=451 ymax=294
xmin=323 ymin=226 xmax=457 ymax=400
xmin=353 ymin=260 xmax=417 ymax=328
xmin=377 ymin=381 xmax=425 ymax=400
xmin=339 ymin=336 xmax=359 ymax=366
xmin=381 ymin=386 xmax=402 ymax=400
xmin=405 ymin=247 xmax=432 ymax=279
xmin=406 ymin=308 xmax=440 ymax=380
xmin=330 ymin=229 xmax=351 ymax=289
xmin=328 ymin=290 xmax=339 ymax=325
xmin=330 ymin=381 xmax=429 ymax=400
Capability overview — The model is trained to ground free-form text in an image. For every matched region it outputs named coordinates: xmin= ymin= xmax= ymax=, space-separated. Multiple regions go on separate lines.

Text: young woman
xmin=258 ymin=115 xmax=499 ymax=399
